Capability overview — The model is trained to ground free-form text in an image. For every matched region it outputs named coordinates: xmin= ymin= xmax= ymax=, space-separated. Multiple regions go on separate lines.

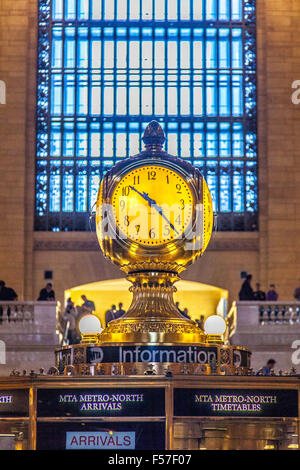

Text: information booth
xmin=0 ymin=375 xmax=299 ymax=451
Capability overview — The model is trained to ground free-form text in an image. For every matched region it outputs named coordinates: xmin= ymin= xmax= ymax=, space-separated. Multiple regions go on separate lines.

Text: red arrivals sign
xmin=66 ymin=431 xmax=135 ymax=450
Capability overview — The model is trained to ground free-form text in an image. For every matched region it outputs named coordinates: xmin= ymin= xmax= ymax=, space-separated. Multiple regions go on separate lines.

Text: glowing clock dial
xmin=111 ymin=166 xmax=194 ymax=246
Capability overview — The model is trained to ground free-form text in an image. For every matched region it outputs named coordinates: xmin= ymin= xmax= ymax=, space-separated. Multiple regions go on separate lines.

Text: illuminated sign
xmin=174 ymin=389 xmax=298 ymax=417
xmin=0 ymin=389 xmax=29 ymax=417
xmin=86 ymin=345 xmax=218 ymax=364
xmin=37 ymin=388 xmax=165 ymax=417
xmin=66 ymin=431 xmax=135 ymax=450
xmin=57 ymin=345 xmax=250 ymax=367
xmin=37 ymin=422 xmax=165 ymax=451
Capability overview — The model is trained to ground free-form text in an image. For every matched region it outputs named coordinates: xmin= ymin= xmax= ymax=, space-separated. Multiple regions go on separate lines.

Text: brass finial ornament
xmin=95 ymin=121 xmax=213 ymax=344
xmin=142 ymin=120 xmax=166 ymax=152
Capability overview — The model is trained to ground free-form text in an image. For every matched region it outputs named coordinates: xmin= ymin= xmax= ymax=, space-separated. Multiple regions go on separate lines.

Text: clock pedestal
xmin=100 ymin=271 xmax=206 ymax=344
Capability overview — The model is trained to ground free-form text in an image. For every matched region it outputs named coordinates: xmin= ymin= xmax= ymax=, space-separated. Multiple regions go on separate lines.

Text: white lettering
xmin=159 ymin=350 xmax=176 ymax=362
xmin=0 ymin=395 xmax=12 ymax=404
xmin=197 ymin=351 xmax=207 ymax=364
xmin=122 ymin=350 xmax=134 ymax=362
xmin=140 ymin=350 xmax=152 ymax=362
xmin=0 ymin=340 xmax=6 ymax=365
xmin=291 ymin=80 xmax=300 ymax=105
xmin=291 ymin=340 xmax=300 ymax=365
xmin=0 ymin=80 xmax=6 ymax=105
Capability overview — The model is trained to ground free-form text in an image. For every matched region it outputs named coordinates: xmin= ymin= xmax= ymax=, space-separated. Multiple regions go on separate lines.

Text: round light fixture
xmin=79 ymin=314 xmax=102 ymax=335
xmin=204 ymin=315 xmax=226 ymax=336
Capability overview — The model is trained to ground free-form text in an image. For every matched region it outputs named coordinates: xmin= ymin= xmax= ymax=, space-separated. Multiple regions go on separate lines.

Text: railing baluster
xmin=274 ymin=305 xmax=279 ymax=324
xmin=267 ymin=305 xmax=272 ymax=323
xmin=281 ymin=306 xmax=286 ymax=323
xmin=259 ymin=305 xmax=264 ymax=324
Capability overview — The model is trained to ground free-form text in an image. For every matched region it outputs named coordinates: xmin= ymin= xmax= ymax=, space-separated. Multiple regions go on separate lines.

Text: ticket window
xmin=173 ymin=418 xmax=299 ymax=451
xmin=0 ymin=421 xmax=28 ymax=450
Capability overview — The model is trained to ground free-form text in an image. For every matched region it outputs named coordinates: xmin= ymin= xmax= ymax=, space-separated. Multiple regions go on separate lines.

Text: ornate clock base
xmin=100 ymin=272 xmax=206 ymax=344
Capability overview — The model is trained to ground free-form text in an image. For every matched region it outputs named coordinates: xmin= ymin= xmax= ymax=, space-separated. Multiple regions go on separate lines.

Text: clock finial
xmin=142 ymin=120 xmax=166 ymax=152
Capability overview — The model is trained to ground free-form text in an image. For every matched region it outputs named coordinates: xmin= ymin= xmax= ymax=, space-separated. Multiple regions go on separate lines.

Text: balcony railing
xmin=0 ymin=302 xmax=35 ymax=324
xmin=257 ymin=302 xmax=300 ymax=324
xmin=0 ymin=301 xmax=61 ymax=376
xmin=225 ymin=301 xmax=300 ymax=342
xmin=0 ymin=301 xmax=60 ymax=334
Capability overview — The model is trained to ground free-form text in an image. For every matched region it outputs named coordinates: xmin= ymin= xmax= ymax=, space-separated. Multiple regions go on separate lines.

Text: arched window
xmin=36 ymin=0 xmax=257 ymax=231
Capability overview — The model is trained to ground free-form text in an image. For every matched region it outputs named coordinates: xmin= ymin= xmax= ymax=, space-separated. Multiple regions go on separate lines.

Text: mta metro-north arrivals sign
xmin=174 ymin=389 xmax=299 ymax=417
xmin=37 ymin=388 xmax=165 ymax=417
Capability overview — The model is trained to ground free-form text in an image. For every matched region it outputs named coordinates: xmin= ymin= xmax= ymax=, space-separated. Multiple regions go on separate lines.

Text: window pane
xmin=36 ymin=0 xmax=257 ymax=231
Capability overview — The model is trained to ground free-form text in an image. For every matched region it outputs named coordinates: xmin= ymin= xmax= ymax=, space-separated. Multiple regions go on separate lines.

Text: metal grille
xmin=36 ymin=0 xmax=257 ymax=232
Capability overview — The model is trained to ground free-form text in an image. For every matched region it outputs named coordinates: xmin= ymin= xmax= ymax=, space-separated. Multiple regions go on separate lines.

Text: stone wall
xmin=0 ymin=0 xmax=31 ymax=298
xmin=256 ymin=0 xmax=300 ymax=299
xmin=0 ymin=0 xmax=299 ymax=307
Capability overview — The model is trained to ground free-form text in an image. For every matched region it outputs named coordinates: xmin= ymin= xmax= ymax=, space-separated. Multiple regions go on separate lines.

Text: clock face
xmin=111 ymin=165 xmax=194 ymax=246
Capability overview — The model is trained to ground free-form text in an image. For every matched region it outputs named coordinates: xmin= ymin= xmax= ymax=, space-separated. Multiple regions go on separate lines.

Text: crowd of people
xmin=239 ymin=274 xmax=300 ymax=302
xmin=239 ymin=274 xmax=280 ymax=301
xmin=62 ymin=299 xmax=195 ymax=345
xmin=105 ymin=303 xmax=126 ymax=325
xmin=0 ymin=280 xmax=203 ymax=335
xmin=62 ymin=299 xmax=129 ymax=345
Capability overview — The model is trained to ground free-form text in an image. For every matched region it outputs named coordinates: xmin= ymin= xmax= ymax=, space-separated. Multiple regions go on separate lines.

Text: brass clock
xmin=96 ymin=121 xmax=214 ymax=344
xmin=96 ymin=122 xmax=213 ymax=275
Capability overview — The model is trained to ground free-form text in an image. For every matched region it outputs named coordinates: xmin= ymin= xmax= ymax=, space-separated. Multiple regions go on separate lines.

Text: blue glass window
xmin=36 ymin=0 xmax=257 ymax=231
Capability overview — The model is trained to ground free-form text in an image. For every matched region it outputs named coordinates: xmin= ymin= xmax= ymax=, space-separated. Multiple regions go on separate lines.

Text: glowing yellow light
xmin=288 ymin=444 xmax=299 ymax=449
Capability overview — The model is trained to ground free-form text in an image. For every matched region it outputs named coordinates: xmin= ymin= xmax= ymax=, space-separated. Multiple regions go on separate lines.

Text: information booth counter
xmin=0 ymin=376 xmax=299 ymax=450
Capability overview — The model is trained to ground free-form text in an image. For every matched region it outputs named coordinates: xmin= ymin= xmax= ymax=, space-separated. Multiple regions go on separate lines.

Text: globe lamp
xmin=204 ymin=315 xmax=226 ymax=343
xmin=79 ymin=314 xmax=103 ymax=343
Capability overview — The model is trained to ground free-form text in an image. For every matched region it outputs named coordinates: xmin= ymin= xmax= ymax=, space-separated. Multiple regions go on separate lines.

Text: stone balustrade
xmin=0 ymin=301 xmax=35 ymax=325
xmin=226 ymin=301 xmax=300 ymax=333
xmin=258 ymin=302 xmax=300 ymax=324
xmin=0 ymin=301 xmax=60 ymax=332
xmin=226 ymin=301 xmax=300 ymax=373
xmin=0 ymin=301 xmax=60 ymax=376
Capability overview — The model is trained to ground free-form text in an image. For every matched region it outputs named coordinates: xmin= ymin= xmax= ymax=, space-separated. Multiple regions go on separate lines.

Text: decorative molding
xmin=34 ymin=237 xmax=259 ymax=252
xmin=34 ymin=240 xmax=99 ymax=251
xmin=208 ymin=237 xmax=258 ymax=251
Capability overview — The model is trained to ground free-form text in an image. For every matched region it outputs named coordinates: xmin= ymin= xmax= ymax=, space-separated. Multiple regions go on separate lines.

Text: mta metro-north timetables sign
xmin=174 ymin=388 xmax=298 ymax=417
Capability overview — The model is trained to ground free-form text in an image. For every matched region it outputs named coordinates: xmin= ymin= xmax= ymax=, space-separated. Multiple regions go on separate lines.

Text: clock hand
xmin=128 ymin=185 xmax=150 ymax=203
xmin=129 ymin=186 xmax=179 ymax=235
xmin=149 ymin=198 xmax=179 ymax=236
